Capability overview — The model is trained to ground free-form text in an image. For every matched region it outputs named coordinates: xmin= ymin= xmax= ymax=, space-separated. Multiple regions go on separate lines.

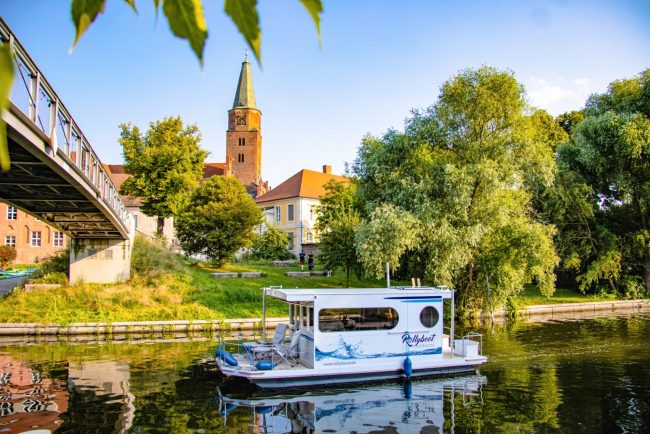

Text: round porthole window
xmin=420 ymin=306 xmax=439 ymax=328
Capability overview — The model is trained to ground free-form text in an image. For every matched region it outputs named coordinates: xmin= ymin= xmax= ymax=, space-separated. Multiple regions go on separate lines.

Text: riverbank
xmin=1 ymin=299 xmax=648 ymax=336
xmin=1 ymin=239 xmax=644 ymax=326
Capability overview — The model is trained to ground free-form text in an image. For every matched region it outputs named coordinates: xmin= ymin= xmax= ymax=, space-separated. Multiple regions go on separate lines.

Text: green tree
xmin=353 ymin=66 xmax=561 ymax=310
xmin=119 ymin=116 xmax=208 ymax=236
xmin=251 ymin=225 xmax=293 ymax=260
xmin=555 ymin=110 xmax=585 ymax=136
xmin=316 ymin=179 xmax=363 ymax=287
xmin=174 ymin=176 xmax=261 ymax=266
xmin=551 ymin=69 xmax=650 ymax=296
xmin=354 ymin=203 xmax=420 ymax=281
xmin=315 ymin=179 xmax=358 ymax=230
xmin=319 ymin=212 xmax=362 ymax=287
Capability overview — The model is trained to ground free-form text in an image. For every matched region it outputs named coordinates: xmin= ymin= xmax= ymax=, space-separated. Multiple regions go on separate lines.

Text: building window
xmin=310 ymin=205 xmax=317 ymax=221
xmin=31 ymin=231 xmax=41 ymax=247
xmin=238 ymin=153 xmax=245 ymax=163
xmin=238 ymin=137 xmax=245 ymax=146
xmin=133 ymin=214 xmax=139 ymax=230
xmin=4 ymin=235 xmax=15 ymax=248
xmin=53 ymin=231 xmax=64 ymax=247
xmin=306 ymin=232 xmax=313 ymax=243
xmin=275 ymin=206 xmax=281 ymax=223
xmin=288 ymin=204 xmax=294 ymax=221
xmin=287 ymin=232 xmax=294 ymax=250
xmin=6 ymin=206 xmax=17 ymax=220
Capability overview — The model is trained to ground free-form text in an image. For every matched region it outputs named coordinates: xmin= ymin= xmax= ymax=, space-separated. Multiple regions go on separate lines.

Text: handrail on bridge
xmin=0 ymin=17 xmax=130 ymax=228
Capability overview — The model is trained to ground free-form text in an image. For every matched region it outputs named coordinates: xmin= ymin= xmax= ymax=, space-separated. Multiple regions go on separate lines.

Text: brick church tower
xmin=225 ymin=55 xmax=268 ymax=196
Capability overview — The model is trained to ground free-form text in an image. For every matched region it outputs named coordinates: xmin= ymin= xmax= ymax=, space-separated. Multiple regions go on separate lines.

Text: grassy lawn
xmin=0 ymin=239 xmax=633 ymax=324
xmin=515 ymin=285 xmax=618 ymax=306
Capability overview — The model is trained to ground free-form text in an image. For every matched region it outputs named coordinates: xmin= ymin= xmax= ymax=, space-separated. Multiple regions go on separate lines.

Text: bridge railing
xmin=0 ymin=18 xmax=130 ymax=228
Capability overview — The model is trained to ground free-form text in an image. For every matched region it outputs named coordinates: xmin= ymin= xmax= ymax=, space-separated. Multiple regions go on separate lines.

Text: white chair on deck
xmin=246 ymin=323 xmax=288 ymax=360
xmin=271 ymin=329 xmax=302 ymax=366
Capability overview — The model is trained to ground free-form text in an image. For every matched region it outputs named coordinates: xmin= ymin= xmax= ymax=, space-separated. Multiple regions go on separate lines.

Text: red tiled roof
xmin=104 ymin=163 xmax=226 ymax=207
xmin=255 ymin=169 xmax=347 ymax=204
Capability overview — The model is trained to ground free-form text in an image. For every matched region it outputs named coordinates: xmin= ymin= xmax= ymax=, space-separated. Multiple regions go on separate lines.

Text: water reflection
xmin=0 ymin=354 xmax=67 ymax=433
xmin=0 ymin=310 xmax=648 ymax=432
xmin=216 ymin=376 xmax=485 ymax=433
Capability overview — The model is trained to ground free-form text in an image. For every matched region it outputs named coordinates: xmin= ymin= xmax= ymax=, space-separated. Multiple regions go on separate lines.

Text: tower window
xmin=238 ymin=153 xmax=245 ymax=163
xmin=239 ymin=138 xmax=246 ymax=146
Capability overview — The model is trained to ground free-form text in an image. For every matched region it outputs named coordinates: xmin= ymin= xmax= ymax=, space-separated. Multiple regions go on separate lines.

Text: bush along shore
xmin=0 ymin=236 xmax=645 ymax=334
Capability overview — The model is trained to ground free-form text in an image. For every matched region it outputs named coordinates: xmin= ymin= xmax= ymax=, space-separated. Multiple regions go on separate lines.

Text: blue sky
xmin=2 ymin=0 xmax=649 ymax=186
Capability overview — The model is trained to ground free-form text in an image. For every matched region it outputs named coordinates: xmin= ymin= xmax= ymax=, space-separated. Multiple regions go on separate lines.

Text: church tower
xmin=225 ymin=55 xmax=266 ymax=196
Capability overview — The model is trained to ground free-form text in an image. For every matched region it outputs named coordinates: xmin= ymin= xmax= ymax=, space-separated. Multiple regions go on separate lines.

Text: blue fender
xmin=403 ymin=356 xmax=412 ymax=378
xmin=215 ymin=349 xmax=238 ymax=367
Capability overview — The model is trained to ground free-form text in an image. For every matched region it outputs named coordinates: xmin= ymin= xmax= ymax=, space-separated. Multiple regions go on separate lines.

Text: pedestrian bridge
xmin=0 ymin=18 xmax=134 ymax=283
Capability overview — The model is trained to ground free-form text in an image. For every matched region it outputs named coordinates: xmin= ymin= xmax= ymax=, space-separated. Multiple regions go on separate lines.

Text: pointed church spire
xmin=232 ymin=54 xmax=257 ymax=109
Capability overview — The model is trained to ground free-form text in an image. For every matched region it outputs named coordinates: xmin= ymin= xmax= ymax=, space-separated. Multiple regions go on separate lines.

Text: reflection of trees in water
xmin=451 ymin=314 xmax=650 ymax=433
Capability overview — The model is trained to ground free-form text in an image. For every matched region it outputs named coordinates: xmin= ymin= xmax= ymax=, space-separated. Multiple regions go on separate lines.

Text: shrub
xmin=131 ymin=235 xmax=186 ymax=279
xmin=32 ymin=272 xmax=69 ymax=285
xmin=30 ymin=250 xmax=69 ymax=280
xmin=0 ymin=245 xmax=16 ymax=269
xmin=251 ymin=226 xmax=294 ymax=260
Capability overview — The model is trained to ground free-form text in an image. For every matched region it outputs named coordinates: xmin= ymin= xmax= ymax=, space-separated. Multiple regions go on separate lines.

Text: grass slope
xmin=0 ymin=238 xmax=623 ymax=324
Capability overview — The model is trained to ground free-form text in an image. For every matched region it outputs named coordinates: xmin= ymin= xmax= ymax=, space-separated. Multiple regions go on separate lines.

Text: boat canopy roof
xmin=265 ymin=286 xmax=454 ymax=302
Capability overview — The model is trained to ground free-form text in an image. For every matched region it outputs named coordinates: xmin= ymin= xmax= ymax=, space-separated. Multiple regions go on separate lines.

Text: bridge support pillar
xmin=69 ymin=238 xmax=132 ymax=284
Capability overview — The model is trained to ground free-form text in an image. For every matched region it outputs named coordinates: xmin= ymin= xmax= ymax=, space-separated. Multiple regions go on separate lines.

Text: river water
xmin=1 ymin=309 xmax=649 ymax=433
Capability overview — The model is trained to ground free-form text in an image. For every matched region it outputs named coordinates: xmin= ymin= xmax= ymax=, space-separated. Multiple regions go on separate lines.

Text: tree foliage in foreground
xmin=119 ymin=116 xmax=208 ymax=236
xmin=353 ymin=66 xmax=562 ymax=310
xmin=1 ymin=0 xmax=323 ymax=172
xmin=546 ymin=69 xmax=650 ymax=297
xmin=175 ymin=176 xmax=261 ymax=267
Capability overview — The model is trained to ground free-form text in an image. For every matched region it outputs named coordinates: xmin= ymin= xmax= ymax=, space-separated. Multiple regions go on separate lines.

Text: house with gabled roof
xmin=255 ymin=165 xmax=347 ymax=256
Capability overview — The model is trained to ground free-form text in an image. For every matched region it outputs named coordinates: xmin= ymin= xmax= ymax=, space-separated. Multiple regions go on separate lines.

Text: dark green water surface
xmin=1 ymin=309 xmax=649 ymax=433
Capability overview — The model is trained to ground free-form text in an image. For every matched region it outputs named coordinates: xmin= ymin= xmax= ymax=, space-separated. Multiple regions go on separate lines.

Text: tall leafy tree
xmin=174 ymin=176 xmax=261 ymax=266
xmin=353 ymin=66 xmax=561 ymax=310
xmin=552 ymin=69 xmax=650 ymax=295
xmin=316 ymin=179 xmax=363 ymax=287
xmin=119 ymin=116 xmax=208 ymax=236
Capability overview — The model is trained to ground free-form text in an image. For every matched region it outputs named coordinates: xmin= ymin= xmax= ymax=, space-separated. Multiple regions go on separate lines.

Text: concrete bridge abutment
xmin=69 ymin=238 xmax=133 ymax=284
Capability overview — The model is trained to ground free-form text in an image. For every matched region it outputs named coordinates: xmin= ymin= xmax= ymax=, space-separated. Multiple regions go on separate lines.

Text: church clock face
xmin=236 ymin=115 xmax=246 ymax=125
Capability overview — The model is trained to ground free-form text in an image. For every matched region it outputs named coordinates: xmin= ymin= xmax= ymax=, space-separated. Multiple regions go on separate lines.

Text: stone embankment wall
xmin=0 ymin=300 xmax=648 ymax=336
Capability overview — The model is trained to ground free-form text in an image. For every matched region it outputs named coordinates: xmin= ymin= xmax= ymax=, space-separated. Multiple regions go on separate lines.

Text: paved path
xmin=0 ymin=276 xmax=29 ymax=296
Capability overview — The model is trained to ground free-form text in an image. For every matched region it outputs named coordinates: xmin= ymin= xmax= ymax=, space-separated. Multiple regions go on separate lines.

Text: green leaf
xmin=0 ymin=43 xmax=14 ymax=172
xmin=162 ymin=0 xmax=208 ymax=65
xmin=70 ymin=0 xmax=106 ymax=49
xmin=224 ymin=0 xmax=261 ymax=64
xmin=299 ymin=0 xmax=323 ymax=47
xmin=124 ymin=0 xmax=138 ymax=14
xmin=152 ymin=0 xmax=161 ymax=21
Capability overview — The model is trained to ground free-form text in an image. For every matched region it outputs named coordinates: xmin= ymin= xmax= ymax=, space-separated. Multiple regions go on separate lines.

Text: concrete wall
xmin=69 ymin=238 xmax=132 ymax=284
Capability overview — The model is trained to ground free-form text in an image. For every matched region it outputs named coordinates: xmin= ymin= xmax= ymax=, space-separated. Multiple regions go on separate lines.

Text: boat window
xmin=420 ymin=306 xmax=440 ymax=328
xmin=318 ymin=308 xmax=399 ymax=332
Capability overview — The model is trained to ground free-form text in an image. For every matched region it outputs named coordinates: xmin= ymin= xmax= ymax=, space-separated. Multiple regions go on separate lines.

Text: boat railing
xmin=444 ymin=327 xmax=484 ymax=356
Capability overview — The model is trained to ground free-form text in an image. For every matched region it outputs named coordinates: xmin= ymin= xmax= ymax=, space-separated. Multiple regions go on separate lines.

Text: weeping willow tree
xmin=353 ymin=66 xmax=564 ymax=312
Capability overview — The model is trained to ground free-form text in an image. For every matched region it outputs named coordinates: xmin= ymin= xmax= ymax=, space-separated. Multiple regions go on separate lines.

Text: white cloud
xmin=526 ymin=76 xmax=594 ymax=115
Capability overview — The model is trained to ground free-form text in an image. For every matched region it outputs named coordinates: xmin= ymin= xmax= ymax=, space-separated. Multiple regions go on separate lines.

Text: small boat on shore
xmin=215 ymin=285 xmax=487 ymax=388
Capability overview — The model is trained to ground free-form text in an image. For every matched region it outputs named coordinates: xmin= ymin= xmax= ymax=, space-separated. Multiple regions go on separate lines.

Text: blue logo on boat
xmin=315 ymin=337 xmax=441 ymax=361
xmin=402 ymin=332 xmax=436 ymax=348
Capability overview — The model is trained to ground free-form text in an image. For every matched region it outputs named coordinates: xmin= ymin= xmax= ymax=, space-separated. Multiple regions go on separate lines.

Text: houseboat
xmin=215 ymin=286 xmax=487 ymax=388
